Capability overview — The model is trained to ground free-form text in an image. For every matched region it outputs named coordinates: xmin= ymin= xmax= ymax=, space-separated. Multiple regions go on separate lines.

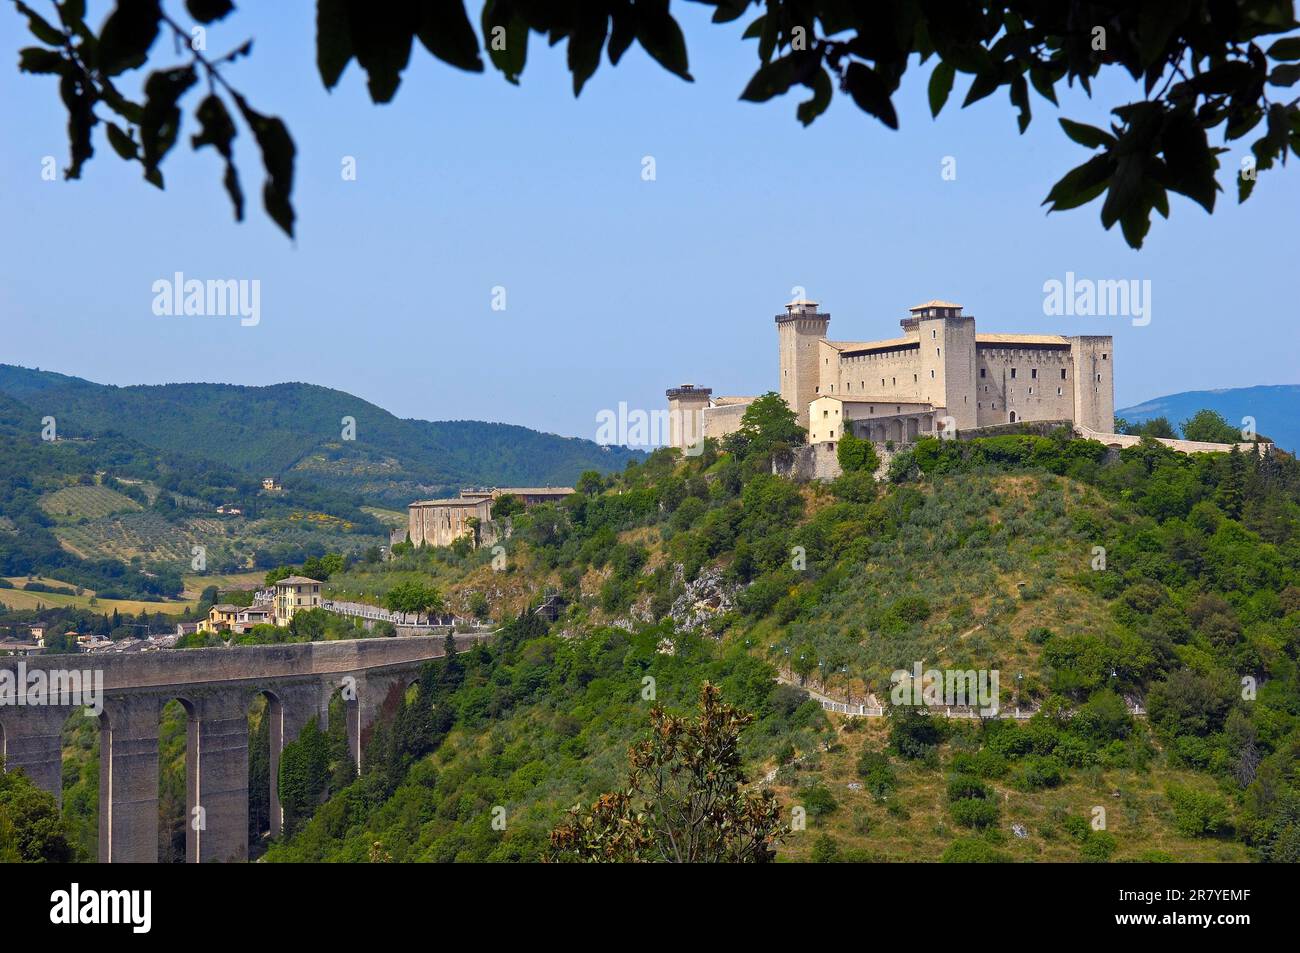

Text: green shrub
xmin=1166 ymin=784 xmax=1230 ymax=837
xmin=1011 ymin=755 xmax=1065 ymax=791
xmin=941 ymin=838 xmax=1009 ymax=863
xmin=950 ymin=798 xmax=1000 ymax=829
xmin=799 ymin=783 xmax=839 ymax=819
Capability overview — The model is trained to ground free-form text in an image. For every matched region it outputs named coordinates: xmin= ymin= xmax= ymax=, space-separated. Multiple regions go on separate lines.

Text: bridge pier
xmin=99 ymin=695 xmax=161 ymax=863
xmin=0 ymin=704 xmax=73 ymax=807
xmin=189 ymin=691 xmax=250 ymax=864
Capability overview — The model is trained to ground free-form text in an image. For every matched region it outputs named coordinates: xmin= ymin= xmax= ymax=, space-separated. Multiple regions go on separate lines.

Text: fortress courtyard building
xmin=667 ymin=298 xmax=1114 ymax=450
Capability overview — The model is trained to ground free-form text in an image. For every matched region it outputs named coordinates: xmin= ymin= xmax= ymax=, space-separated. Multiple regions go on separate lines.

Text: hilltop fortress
xmin=667 ymin=298 xmax=1114 ymax=449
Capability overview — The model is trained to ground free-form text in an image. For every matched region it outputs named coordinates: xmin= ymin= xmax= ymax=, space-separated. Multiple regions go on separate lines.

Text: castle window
xmin=1010 ymin=368 xmax=1017 ymax=379
xmin=891 ymin=377 xmax=896 ymax=386
xmin=1031 ymin=368 xmax=1037 ymax=379
xmin=1057 ymin=387 xmax=1062 ymax=396
xmin=830 ymin=430 xmax=834 ymax=438
xmin=1096 ymin=373 xmax=1102 ymax=382
xmin=932 ymin=329 xmax=936 ymax=338
xmin=936 ymin=348 xmax=941 ymax=357
xmin=930 ymin=370 xmax=935 ymax=378
xmin=823 ymin=410 xmax=829 ymax=419
xmin=980 ymin=368 xmax=986 ymax=378
xmin=1028 ymin=387 xmax=1033 ymax=395
xmin=1061 ymin=368 xmax=1066 ymax=380
xmin=1102 ymin=353 xmax=1108 ymax=360
xmin=913 ymin=374 xmax=917 ymax=383
xmin=881 ymin=379 xmax=885 ymax=387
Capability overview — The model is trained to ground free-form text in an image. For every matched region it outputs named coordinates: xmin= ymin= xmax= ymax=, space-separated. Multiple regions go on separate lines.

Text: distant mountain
xmin=0 ymin=365 xmax=643 ymax=507
xmin=1117 ymin=384 xmax=1300 ymax=453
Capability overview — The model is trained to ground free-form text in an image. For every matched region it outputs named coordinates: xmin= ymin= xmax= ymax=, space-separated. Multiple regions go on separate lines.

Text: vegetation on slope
xmin=262 ymin=398 xmax=1300 ymax=863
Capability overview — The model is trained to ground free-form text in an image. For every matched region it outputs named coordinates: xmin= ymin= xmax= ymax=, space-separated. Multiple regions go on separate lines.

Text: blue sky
xmin=2 ymin=3 xmax=1298 ymax=442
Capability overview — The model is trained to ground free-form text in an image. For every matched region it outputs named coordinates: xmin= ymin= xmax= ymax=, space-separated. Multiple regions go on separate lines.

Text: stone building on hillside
xmin=403 ymin=486 xmax=575 ymax=549
xmin=667 ymin=298 xmax=1114 ymax=450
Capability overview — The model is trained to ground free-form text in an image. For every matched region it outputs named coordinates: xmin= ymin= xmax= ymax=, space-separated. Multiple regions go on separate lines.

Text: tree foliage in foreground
xmin=547 ymin=682 xmax=787 ymax=862
xmin=11 ymin=1 xmax=1299 ymax=245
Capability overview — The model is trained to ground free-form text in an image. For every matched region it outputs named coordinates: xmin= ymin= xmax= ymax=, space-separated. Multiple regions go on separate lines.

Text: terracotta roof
xmin=909 ymin=299 xmax=963 ymax=310
xmin=839 ymin=337 xmax=920 ymax=354
xmin=495 ymin=487 xmax=575 ymax=496
xmin=274 ymin=576 xmax=321 ymax=586
xmin=975 ymin=333 xmax=1070 ymax=346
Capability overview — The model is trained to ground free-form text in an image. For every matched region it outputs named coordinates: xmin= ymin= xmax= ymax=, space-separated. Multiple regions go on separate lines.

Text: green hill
xmin=258 ymin=424 xmax=1300 ymax=863
xmin=0 ymin=365 xmax=643 ymax=507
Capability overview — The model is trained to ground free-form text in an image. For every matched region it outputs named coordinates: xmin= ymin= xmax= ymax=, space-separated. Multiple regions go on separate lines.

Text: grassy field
xmin=181 ymin=570 xmax=266 ymax=598
xmin=39 ymin=484 xmax=142 ymax=521
xmin=771 ymin=717 xmax=1250 ymax=862
xmin=0 ymin=576 xmax=197 ymax=615
xmin=361 ymin=506 xmax=407 ymax=527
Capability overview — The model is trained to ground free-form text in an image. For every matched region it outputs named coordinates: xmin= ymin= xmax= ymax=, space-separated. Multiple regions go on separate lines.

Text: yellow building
xmin=273 ymin=576 xmax=322 ymax=627
xmin=198 ymin=604 xmax=241 ymax=634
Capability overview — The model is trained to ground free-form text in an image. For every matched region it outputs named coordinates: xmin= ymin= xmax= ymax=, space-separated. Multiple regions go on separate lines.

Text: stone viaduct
xmin=0 ymin=635 xmax=481 ymax=863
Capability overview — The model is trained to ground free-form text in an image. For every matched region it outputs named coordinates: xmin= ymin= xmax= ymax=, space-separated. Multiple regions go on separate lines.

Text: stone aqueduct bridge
xmin=0 ymin=635 xmax=481 ymax=863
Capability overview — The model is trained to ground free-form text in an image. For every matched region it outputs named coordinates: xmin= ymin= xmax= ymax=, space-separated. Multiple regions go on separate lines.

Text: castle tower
xmin=906 ymin=300 xmax=978 ymax=431
xmin=776 ymin=299 xmax=830 ymax=428
xmin=1069 ymin=336 xmax=1115 ymax=432
xmin=666 ymin=384 xmax=711 ymax=450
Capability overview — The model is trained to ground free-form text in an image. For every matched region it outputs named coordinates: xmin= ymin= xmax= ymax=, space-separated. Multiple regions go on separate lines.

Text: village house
xmin=273 ymin=576 xmax=322 ymax=627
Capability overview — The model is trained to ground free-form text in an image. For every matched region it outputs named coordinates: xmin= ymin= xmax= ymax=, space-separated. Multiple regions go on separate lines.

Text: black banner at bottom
xmin=4 ymin=861 xmax=1281 ymax=941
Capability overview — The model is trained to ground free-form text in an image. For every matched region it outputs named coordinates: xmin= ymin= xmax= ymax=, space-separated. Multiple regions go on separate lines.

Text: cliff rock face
xmin=668 ymin=565 xmax=740 ymax=633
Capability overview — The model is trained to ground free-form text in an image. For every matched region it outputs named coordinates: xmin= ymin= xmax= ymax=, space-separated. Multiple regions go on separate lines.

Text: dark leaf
xmin=962 ymin=68 xmax=1001 ymax=108
xmin=140 ymin=66 xmax=197 ymax=174
xmin=1059 ymin=118 xmax=1116 ymax=150
xmin=739 ymin=55 xmax=800 ymax=102
xmin=635 ymin=0 xmax=692 ymax=81
xmin=608 ymin=1 xmax=635 ymax=65
xmin=843 ymin=62 xmax=898 ymax=129
xmin=1042 ymin=153 xmax=1114 ymax=212
xmin=185 ymin=0 xmax=234 ymax=24
xmin=14 ymin=2 xmax=65 ymax=45
xmin=1269 ymin=63 xmax=1300 ymax=86
xmin=1159 ymin=110 xmax=1219 ymax=212
xmin=347 ymin=0 xmax=416 ymax=103
xmin=796 ymin=67 xmax=832 ymax=126
xmin=416 ymin=0 xmax=483 ymax=73
xmin=233 ymin=93 xmax=297 ymax=237
xmin=927 ymin=61 xmax=954 ymax=117
xmin=1267 ymin=37 xmax=1300 ymax=60
xmin=567 ymin=6 xmax=607 ymax=95
xmin=18 ymin=47 xmax=66 ymax=75
xmin=59 ymin=67 xmax=96 ymax=178
xmin=105 ymin=121 xmax=138 ymax=159
xmin=482 ymin=0 xmax=528 ymax=83
xmin=1101 ymin=154 xmax=1145 ymax=228
xmin=98 ymin=0 xmax=162 ymax=77
xmin=317 ymin=0 xmax=353 ymax=89
xmin=1009 ymin=74 xmax=1030 ymax=133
